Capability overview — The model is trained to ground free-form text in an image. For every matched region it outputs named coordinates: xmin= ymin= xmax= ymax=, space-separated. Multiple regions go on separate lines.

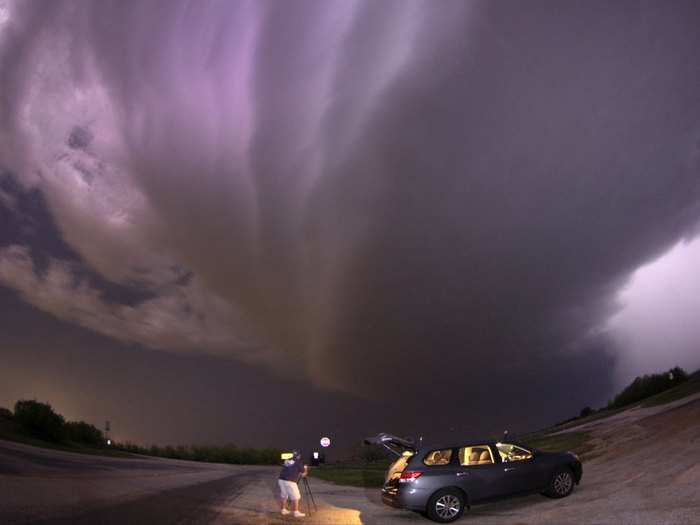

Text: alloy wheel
xmin=553 ymin=471 xmax=573 ymax=495
xmin=435 ymin=494 xmax=461 ymax=519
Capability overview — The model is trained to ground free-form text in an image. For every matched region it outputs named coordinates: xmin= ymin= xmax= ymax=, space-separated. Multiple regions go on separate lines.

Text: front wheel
xmin=426 ymin=488 xmax=465 ymax=523
xmin=543 ymin=468 xmax=575 ymax=498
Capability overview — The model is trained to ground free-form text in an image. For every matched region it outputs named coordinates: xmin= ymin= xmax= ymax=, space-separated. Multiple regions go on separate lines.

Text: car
xmin=364 ymin=432 xmax=582 ymax=523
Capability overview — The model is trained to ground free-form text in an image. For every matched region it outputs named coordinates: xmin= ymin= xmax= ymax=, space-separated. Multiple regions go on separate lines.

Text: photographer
xmin=278 ymin=450 xmax=308 ymax=518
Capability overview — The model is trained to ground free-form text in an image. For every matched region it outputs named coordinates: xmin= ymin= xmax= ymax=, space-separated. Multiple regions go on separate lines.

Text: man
xmin=279 ymin=450 xmax=308 ymax=517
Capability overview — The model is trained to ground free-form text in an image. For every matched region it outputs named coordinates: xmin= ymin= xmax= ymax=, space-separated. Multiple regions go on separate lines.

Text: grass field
xmin=310 ymin=462 xmax=389 ymax=488
xmin=520 ymin=430 xmax=596 ymax=459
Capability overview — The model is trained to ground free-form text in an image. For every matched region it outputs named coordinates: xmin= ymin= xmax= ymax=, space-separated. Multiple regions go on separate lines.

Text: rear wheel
xmin=543 ymin=468 xmax=575 ymax=498
xmin=426 ymin=488 xmax=465 ymax=523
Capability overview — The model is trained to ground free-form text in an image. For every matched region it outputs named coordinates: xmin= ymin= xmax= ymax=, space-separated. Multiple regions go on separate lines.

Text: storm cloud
xmin=1 ymin=0 xmax=700 ymax=444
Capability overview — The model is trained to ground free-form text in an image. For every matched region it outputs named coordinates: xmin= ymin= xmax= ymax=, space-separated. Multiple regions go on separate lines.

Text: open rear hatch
xmin=364 ymin=432 xmax=417 ymax=456
xmin=365 ymin=433 xmax=417 ymax=487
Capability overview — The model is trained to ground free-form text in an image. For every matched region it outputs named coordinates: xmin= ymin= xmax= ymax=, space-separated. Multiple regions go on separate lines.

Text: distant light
xmin=107 ymin=439 xmax=112 ymax=446
xmin=320 ymin=436 xmax=331 ymax=448
xmin=313 ymin=452 xmax=319 ymax=459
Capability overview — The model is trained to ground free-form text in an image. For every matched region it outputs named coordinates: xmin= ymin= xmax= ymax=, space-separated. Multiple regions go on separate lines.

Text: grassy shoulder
xmin=544 ymin=406 xmax=626 ymax=433
xmin=309 ymin=462 xmax=389 ymax=488
xmin=521 ymin=430 xmax=596 ymax=460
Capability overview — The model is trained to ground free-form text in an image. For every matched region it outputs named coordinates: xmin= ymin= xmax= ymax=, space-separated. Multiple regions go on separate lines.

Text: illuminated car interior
xmin=496 ymin=443 xmax=533 ymax=462
xmin=423 ymin=449 xmax=453 ymax=466
xmin=458 ymin=446 xmax=494 ymax=465
xmin=386 ymin=451 xmax=414 ymax=481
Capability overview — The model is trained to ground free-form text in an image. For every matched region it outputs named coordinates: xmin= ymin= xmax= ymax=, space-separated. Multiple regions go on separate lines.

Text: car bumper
xmin=572 ymin=461 xmax=583 ymax=484
xmin=381 ymin=485 xmax=431 ymax=512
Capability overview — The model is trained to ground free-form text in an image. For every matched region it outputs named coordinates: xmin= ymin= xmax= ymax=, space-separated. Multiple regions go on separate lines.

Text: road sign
xmin=320 ymin=436 xmax=331 ymax=448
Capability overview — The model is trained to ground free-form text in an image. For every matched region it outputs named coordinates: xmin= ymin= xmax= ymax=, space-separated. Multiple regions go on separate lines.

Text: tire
xmin=543 ymin=468 xmax=575 ymax=498
xmin=426 ymin=488 xmax=466 ymax=523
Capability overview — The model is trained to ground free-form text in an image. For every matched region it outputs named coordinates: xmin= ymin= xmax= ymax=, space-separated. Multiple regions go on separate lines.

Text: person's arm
xmin=301 ymin=464 xmax=309 ymax=477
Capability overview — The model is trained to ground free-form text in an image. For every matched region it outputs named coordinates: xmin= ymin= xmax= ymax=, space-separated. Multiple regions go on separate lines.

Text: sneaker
xmin=281 ymin=509 xmax=291 ymax=515
xmin=293 ymin=511 xmax=306 ymax=518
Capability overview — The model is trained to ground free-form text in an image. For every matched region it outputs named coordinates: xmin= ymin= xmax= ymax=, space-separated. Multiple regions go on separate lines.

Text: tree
xmin=608 ymin=367 xmax=688 ymax=409
xmin=14 ymin=400 xmax=66 ymax=442
xmin=65 ymin=421 xmax=105 ymax=447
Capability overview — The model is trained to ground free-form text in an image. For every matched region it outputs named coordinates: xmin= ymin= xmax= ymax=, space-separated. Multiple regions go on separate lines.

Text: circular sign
xmin=320 ymin=437 xmax=331 ymax=448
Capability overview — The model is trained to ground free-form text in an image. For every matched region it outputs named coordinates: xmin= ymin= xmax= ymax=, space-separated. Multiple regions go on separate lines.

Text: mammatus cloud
xmin=1 ymin=0 xmax=699 ymax=413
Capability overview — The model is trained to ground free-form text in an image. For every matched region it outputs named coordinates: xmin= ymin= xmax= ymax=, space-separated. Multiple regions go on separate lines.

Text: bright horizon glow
xmin=608 ymin=235 xmax=700 ymax=384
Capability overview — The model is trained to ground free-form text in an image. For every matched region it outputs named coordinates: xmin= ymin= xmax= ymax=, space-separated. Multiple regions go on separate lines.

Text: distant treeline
xmin=561 ymin=366 xmax=690 ymax=426
xmin=0 ymin=399 xmax=282 ymax=465
xmin=1 ymin=400 xmax=105 ymax=447
xmin=116 ymin=442 xmax=282 ymax=465
xmin=607 ymin=366 xmax=688 ymax=409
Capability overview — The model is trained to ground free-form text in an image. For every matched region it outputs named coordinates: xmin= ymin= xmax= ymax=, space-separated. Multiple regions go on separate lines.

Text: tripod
xmin=301 ymin=476 xmax=318 ymax=515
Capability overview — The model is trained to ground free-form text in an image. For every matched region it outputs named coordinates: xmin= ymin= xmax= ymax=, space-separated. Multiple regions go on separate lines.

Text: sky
xmin=1 ymin=0 xmax=700 ymax=456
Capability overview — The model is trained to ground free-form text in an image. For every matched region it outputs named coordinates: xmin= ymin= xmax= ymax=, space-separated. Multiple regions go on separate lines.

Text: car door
xmin=420 ymin=448 xmax=463 ymax=491
xmin=454 ymin=445 xmax=511 ymax=502
xmin=494 ymin=443 xmax=541 ymax=494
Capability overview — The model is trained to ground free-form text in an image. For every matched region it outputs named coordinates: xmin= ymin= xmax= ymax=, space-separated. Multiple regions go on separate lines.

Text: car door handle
xmin=503 ymin=467 xmax=516 ymax=472
xmin=456 ymin=471 xmax=470 ymax=477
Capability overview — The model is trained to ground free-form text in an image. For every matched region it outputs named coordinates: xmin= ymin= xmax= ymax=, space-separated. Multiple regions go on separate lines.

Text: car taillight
xmin=399 ymin=471 xmax=423 ymax=483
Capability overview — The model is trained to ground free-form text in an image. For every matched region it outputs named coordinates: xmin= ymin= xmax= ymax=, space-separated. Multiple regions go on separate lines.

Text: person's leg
xmin=278 ymin=480 xmax=291 ymax=514
xmin=291 ymin=482 xmax=304 ymax=516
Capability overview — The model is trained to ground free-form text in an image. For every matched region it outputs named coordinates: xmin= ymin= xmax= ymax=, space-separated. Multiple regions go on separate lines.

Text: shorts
xmin=278 ymin=479 xmax=301 ymax=501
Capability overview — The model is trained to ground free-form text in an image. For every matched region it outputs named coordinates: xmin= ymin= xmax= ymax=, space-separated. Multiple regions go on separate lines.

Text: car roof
xmin=417 ymin=440 xmax=531 ymax=453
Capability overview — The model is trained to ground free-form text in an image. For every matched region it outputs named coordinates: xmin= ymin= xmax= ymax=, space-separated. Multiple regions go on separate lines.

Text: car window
xmin=496 ymin=443 xmax=532 ymax=462
xmin=423 ymin=449 xmax=453 ymax=465
xmin=458 ymin=445 xmax=494 ymax=466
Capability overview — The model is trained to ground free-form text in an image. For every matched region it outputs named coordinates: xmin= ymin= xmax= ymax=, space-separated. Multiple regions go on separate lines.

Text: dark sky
xmin=1 ymin=0 xmax=700 ymax=456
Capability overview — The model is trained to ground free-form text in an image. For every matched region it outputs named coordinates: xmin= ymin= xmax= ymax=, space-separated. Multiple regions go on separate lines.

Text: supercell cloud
xmin=1 ymin=0 xmax=700 ymax=440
